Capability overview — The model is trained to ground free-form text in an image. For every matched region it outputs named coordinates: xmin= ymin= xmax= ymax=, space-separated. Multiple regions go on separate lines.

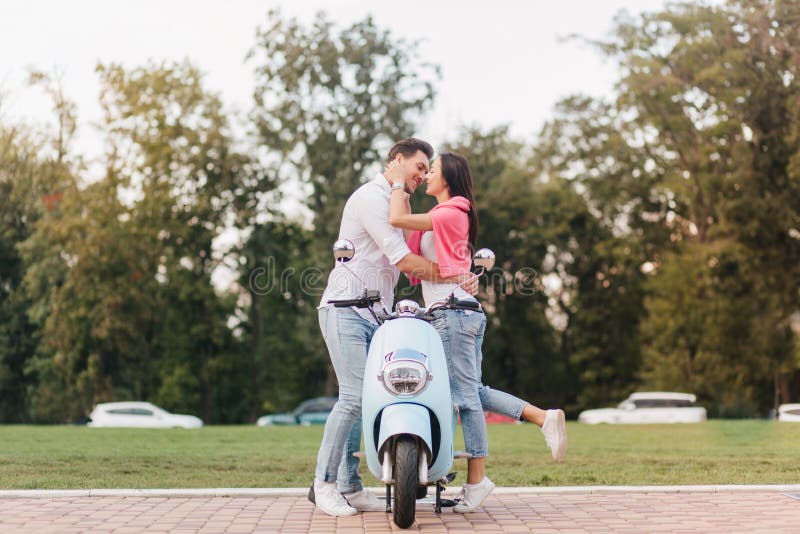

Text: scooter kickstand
xmin=434 ymin=477 xmax=458 ymax=513
xmin=385 ymin=484 xmax=392 ymax=513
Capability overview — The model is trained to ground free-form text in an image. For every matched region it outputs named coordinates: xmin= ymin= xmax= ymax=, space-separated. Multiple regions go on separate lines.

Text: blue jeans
xmin=432 ymin=309 xmax=527 ymax=458
xmin=314 ymin=306 xmax=376 ymax=493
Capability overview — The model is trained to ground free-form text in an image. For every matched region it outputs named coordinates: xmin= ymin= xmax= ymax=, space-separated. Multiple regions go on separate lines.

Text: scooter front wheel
xmin=393 ymin=435 xmax=418 ymax=528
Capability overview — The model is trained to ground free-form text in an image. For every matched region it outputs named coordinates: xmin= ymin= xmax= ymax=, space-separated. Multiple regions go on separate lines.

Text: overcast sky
xmin=0 ymin=0 xmax=681 ymax=168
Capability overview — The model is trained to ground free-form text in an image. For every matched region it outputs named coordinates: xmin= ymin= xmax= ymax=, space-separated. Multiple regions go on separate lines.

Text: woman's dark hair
xmin=439 ymin=152 xmax=479 ymax=250
xmin=387 ymin=138 xmax=434 ymax=163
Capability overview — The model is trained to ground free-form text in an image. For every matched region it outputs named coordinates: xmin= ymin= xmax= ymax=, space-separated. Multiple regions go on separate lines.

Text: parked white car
xmin=778 ymin=403 xmax=800 ymax=422
xmin=578 ymin=392 xmax=707 ymax=424
xmin=87 ymin=402 xmax=203 ymax=429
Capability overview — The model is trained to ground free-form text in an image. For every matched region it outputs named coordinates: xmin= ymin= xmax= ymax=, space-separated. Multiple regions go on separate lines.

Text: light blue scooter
xmin=327 ymin=240 xmax=495 ymax=528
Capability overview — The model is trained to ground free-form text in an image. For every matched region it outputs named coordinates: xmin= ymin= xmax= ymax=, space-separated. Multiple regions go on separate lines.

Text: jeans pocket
xmin=457 ymin=311 xmax=480 ymax=337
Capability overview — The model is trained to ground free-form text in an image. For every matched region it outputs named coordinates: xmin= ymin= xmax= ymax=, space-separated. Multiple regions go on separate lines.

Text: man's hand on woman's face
xmin=385 ymin=160 xmax=422 ymax=194
xmin=383 ymin=160 xmax=424 ymax=195
xmin=385 ymin=159 xmax=404 ymax=185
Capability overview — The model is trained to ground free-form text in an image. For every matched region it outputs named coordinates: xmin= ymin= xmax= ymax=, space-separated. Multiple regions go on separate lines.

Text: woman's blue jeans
xmin=431 ymin=308 xmax=527 ymax=458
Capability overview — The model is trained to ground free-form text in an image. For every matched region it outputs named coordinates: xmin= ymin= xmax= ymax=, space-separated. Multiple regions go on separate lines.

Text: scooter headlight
xmin=380 ymin=360 xmax=431 ymax=396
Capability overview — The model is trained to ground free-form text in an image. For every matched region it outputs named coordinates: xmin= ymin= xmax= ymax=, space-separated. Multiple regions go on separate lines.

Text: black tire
xmin=393 ymin=435 xmax=418 ymax=528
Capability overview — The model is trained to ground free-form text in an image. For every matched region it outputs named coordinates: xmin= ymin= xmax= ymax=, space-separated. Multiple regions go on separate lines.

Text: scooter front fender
xmin=377 ymin=403 xmax=432 ymax=462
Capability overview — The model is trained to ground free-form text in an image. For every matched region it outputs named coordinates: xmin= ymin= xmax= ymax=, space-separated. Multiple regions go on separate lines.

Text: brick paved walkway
xmin=2 ymin=489 xmax=800 ymax=533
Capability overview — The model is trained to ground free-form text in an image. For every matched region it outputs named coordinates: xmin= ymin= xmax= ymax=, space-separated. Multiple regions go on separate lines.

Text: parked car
xmin=257 ymin=397 xmax=337 ymax=426
xmin=578 ymin=392 xmax=707 ymax=424
xmin=87 ymin=402 xmax=203 ymax=429
xmin=778 ymin=403 xmax=800 ymax=422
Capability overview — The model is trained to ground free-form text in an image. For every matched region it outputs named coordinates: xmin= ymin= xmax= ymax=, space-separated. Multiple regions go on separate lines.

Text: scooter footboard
xmin=377 ymin=403 xmax=433 ymax=463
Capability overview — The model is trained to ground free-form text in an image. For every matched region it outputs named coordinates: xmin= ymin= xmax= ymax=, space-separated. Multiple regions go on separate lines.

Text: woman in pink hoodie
xmin=387 ymin=152 xmax=567 ymax=512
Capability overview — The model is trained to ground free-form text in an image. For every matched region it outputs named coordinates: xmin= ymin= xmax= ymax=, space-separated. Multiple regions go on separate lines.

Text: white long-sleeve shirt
xmin=319 ymin=174 xmax=411 ymax=322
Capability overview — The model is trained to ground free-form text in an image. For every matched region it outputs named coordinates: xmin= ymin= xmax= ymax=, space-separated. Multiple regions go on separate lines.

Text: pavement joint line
xmin=3 ymin=485 xmax=800 ymax=498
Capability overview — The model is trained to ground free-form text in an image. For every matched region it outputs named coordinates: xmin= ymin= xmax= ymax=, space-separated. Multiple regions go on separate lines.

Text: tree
xmin=247 ymin=10 xmax=439 ymax=396
xmin=238 ymin=221 xmax=331 ymax=416
xmin=612 ymin=0 xmax=800 ymax=413
xmin=250 ymin=11 xmax=438 ymax=253
xmin=0 ymin=123 xmax=54 ymax=422
xmin=94 ymin=60 xmax=254 ymax=422
xmin=536 ymin=0 xmax=800 ymax=414
xmin=20 ymin=61 xmax=255 ymax=422
xmin=531 ymin=97 xmax=656 ymax=411
xmin=1 ymin=71 xmax=82 ymax=422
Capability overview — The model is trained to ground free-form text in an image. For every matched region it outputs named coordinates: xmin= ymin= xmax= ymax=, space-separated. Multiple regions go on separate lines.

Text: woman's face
xmin=425 ymin=159 xmax=449 ymax=197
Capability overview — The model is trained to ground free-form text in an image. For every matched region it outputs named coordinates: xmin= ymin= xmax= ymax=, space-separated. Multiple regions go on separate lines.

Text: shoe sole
xmin=344 ymin=492 xmax=386 ymax=512
xmin=316 ymin=504 xmax=358 ymax=516
xmin=350 ymin=505 xmax=386 ymax=512
xmin=453 ymin=480 xmax=495 ymax=513
xmin=314 ymin=495 xmax=358 ymax=517
xmin=311 ymin=485 xmax=383 ymax=512
xmin=310 ymin=485 xmax=358 ymax=516
xmin=552 ymin=409 xmax=567 ymax=463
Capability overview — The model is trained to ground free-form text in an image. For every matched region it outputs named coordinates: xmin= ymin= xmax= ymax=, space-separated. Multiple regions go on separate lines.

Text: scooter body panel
xmin=363 ymin=316 xmax=455 ymax=484
xmin=377 ymin=403 xmax=432 ymax=458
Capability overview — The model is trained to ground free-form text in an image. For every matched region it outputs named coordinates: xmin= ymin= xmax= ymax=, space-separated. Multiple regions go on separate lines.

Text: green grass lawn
xmin=1 ymin=421 xmax=799 ymax=489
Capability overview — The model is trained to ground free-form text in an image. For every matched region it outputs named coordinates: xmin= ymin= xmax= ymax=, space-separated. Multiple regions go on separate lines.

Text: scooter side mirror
xmin=333 ymin=239 xmax=355 ymax=263
xmin=473 ymin=248 xmax=495 ymax=271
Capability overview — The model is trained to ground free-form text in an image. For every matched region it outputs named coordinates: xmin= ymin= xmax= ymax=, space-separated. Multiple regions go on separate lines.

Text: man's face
xmin=395 ymin=150 xmax=430 ymax=194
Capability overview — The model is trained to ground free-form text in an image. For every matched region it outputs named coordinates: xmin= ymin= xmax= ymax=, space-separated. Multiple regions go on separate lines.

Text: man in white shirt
xmin=311 ymin=138 xmax=473 ymax=516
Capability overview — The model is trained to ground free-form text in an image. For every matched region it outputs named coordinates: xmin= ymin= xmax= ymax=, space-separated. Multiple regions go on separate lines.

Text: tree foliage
xmin=1 ymin=2 xmax=798 ymax=422
xmin=245 ymin=10 xmax=439 ymax=398
xmin=535 ymin=0 xmax=800 ymax=413
xmin=0 ymin=122 xmax=58 ymax=422
xmin=249 ymin=10 xmax=439 ymax=257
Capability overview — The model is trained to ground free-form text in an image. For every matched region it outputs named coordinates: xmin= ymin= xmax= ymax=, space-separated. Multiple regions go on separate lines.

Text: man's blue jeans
xmin=314 ymin=306 xmax=376 ymax=493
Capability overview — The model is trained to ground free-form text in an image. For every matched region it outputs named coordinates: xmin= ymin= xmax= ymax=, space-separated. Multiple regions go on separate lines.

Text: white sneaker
xmin=313 ymin=482 xmax=357 ymax=516
xmin=344 ymin=489 xmax=385 ymax=512
xmin=541 ymin=409 xmax=567 ymax=462
xmin=453 ymin=476 xmax=495 ymax=513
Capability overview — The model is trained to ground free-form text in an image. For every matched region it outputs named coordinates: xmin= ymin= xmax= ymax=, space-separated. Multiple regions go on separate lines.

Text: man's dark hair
xmin=386 ymin=138 xmax=434 ymax=163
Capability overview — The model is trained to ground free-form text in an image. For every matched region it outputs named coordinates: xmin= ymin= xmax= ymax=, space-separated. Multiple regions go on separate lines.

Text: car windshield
xmin=294 ymin=398 xmax=336 ymax=414
xmin=108 ymin=408 xmax=154 ymax=416
xmin=632 ymin=399 xmax=695 ymax=408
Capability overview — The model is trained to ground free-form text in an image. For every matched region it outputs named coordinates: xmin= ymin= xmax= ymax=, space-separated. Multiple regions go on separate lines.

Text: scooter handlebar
xmin=454 ymin=299 xmax=481 ymax=310
xmin=329 ymin=298 xmax=367 ymax=308
xmin=427 ymin=296 xmax=483 ymax=314
xmin=328 ymin=290 xmax=384 ymax=309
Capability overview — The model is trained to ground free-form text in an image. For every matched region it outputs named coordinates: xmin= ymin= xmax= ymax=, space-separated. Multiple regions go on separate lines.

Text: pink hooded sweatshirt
xmin=406 ymin=195 xmax=472 ymax=285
